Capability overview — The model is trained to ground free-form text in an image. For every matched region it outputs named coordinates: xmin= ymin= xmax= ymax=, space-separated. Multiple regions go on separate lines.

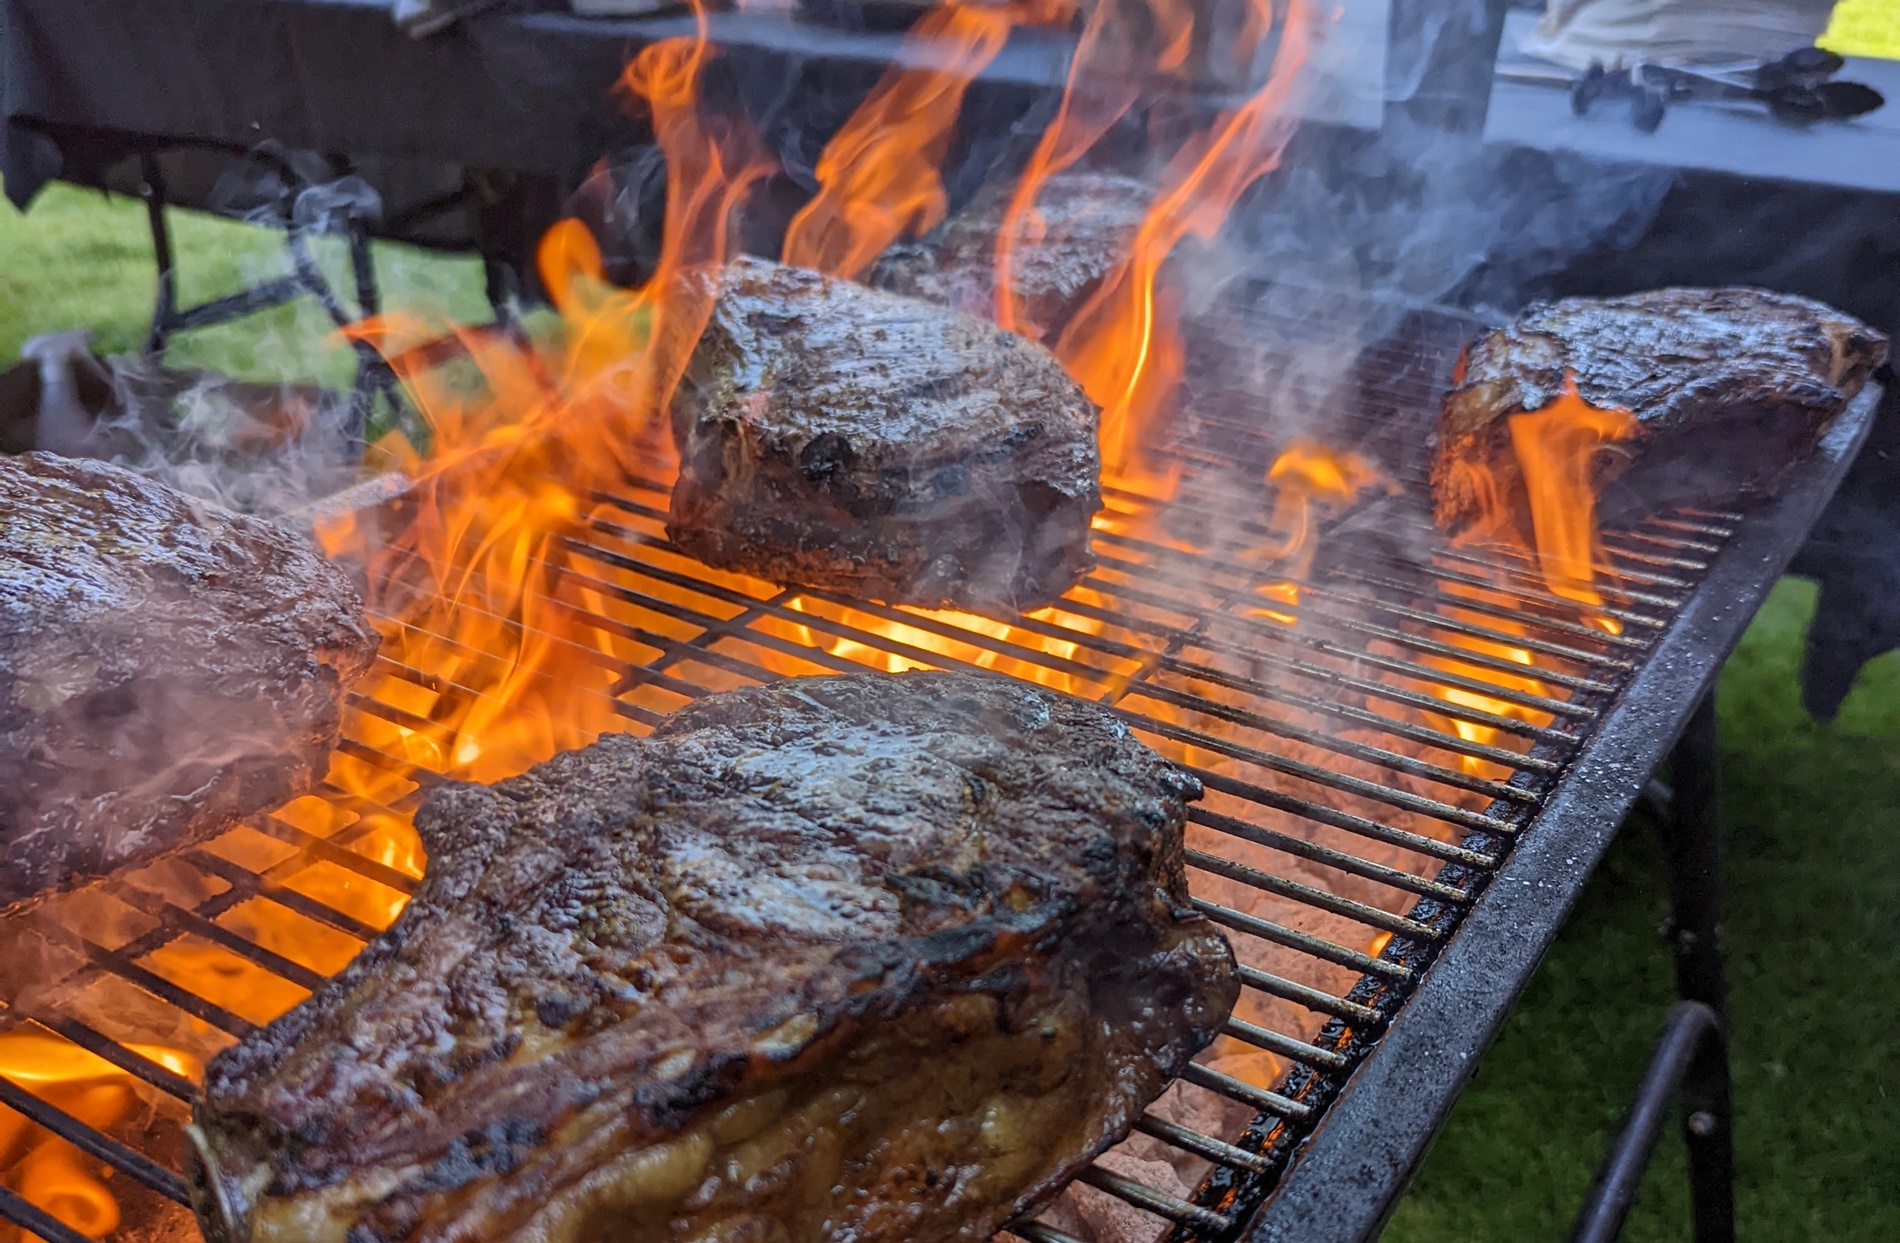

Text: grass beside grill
xmin=2 ymin=187 xmax=1897 ymax=1241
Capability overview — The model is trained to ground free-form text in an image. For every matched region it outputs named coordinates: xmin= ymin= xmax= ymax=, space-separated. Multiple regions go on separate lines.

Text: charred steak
xmin=0 ymin=453 xmax=378 ymax=911
xmin=869 ymin=171 xmax=1150 ymax=339
xmin=669 ymin=257 xmax=1101 ymax=612
xmin=1434 ymin=287 xmax=1888 ymax=536
xmin=189 ymin=672 xmax=1235 ymax=1243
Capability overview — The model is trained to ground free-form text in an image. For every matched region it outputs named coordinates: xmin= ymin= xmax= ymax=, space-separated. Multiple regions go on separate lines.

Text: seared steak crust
xmin=869 ymin=171 xmax=1150 ymax=338
xmin=190 ymin=672 xmax=1235 ymax=1243
xmin=668 ymin=257 xmax=1101 ymax=612
xmin=1433 ymin=287 xmax=1887 ymax=535
xmin=0 ymin=452 xmax=377 ymax=910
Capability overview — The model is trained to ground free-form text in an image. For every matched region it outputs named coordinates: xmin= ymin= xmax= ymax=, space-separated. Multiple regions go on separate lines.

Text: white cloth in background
xmin=1521 ymin=0 xmax=1839 ymax=69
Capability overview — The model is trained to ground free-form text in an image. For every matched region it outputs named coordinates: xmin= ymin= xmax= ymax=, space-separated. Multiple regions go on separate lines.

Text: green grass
xmin=3 ymin=187 xmax=1896 ymax=1240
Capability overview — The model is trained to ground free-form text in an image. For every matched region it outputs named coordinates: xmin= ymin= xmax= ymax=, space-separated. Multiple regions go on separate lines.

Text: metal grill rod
xmin=1186 ymin=806 xmax=1469 ymax=903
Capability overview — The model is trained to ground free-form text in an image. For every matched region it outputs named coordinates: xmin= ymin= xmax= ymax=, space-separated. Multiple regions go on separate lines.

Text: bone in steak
xmin=0 ymin=453 xmax=378 ymax=912
xmin=869 ymin=171 xmax=1150 ymax=338
xmin=669 ymin=257 xmax=1101 ymax=611
xmin=189 ymin=671 xmax=1235 ymax=1243
xmin=1433 ymin=287 xmax=1888 ymax=536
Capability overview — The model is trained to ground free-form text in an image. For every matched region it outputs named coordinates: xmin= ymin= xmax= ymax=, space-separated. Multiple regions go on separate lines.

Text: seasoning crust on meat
xmin=1433 ymin=287 xmax=1888 ymax=535
xmin=869 ymin=171 xmax=1150 ymax=338
xmin=189 ymin=672 xmax=1236 ymax=1243
xmin=0 ymin=452 xmax=378 ymax=911
xmin=667 ymin=257 xmax=1101 ymax=612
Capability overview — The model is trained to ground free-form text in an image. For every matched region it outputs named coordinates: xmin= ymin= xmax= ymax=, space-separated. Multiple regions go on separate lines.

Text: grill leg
xmin=1660 ymin=689 xmax=1735 ymax=1243
xmin=140 ymin=154 xmax=178 ymax=359
xmin=1664 ymin=690 xmax=1726 ymax=1010
xmin=1568 ymin=1002 xmax=1730 ymax=1243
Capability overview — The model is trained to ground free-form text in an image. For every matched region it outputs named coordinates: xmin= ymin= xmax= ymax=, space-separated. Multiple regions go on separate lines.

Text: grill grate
xmin=0 ymin=310 xmax=1865 ymax=1243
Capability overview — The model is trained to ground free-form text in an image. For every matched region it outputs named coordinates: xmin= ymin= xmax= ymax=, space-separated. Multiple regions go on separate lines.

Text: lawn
xmin=2 ymin=184 xmax=1896 ymax=1240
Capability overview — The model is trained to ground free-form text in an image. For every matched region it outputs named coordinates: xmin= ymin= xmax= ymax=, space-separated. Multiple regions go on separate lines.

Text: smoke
xmin=1169 ymin=122 xmax=1674 ymax=443
xmin=17 ymin=335 xmax=363 ymax=518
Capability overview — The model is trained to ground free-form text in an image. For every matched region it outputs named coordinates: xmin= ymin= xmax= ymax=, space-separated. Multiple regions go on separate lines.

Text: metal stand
xmin=138 ymin=150 xmax=405 ymax=448
xmin=1569 ymin=1001 xmax=1731 ymax=1243
xmin=1571 ymin=690 xmax=1736 ymax=1243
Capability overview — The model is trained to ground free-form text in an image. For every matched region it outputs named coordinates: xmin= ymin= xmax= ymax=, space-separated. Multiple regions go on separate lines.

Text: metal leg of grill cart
xmin=1568 ymin=1001 xmax=1731 ymax=1243
xmin=1663 ymin=691 xmax=1729 ymax=1014
xmin=1573 ymin=689 xmax=1735 ymax=1242
xmin=1658 ymin=690 xmax=1736 ymax=1242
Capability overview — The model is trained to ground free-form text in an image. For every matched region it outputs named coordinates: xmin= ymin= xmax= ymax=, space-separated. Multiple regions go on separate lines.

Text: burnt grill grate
xmin=0 ymin=308 xmax=1857 ymax=1243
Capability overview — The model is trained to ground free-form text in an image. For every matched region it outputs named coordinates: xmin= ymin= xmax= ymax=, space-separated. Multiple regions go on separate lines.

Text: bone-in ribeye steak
xmin=1433 ymin=287 xmax=1888 ymax=536
xmin=189 ymin=672 xmax=1236 ymax=1243
xmin=869 ymin=171 xmax=1150 ymax=338
xmin=0 ymin=453 xmax=378 ymax=911
xmin=668 ymin=257 xmax=1101 ymax=612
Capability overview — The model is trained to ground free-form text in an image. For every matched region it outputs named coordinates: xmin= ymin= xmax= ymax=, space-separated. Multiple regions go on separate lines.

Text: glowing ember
xmin=1420 ymin=610 xmax=1558 ymax=779
xmin=0 ymin=1033 xmax=199 ymax=1238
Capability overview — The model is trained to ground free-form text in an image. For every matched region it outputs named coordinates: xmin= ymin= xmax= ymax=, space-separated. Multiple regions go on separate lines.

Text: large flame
xmin=320 ymin=17 xmax=768 ymax=795
xmin=991 ymin=0 xmax=1157 ymax=338
xmin=1418 ymin=377 xmax=1639 ymax=774
xmin=780 ymin=3 xmax=1017 ymax=280
xmin=1055 ymin=0 xmax=1317 ymax=473
xmin=1443 ymin=373 xmax=1640 ymax=627
xmin=1506 ymin=377 xmax=1640 ymax=617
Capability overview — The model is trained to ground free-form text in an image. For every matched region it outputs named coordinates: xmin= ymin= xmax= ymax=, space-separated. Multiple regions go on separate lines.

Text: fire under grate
xmin=0 ymin=315 xmax=1877 ymax=1243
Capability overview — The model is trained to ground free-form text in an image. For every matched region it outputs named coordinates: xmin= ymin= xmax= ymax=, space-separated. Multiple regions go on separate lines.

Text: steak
xmin=189 ymin=672 xmax=1235 ymax=1243
xmin=1433 ymin=287 xmax=1888 ymax=537
xmin=668 ymin=257 xmax=1101 ymax=612
xmin=0 ymin=453 xmax=378 ymax=911
xmin=869 ymin=171 xmax=1150 ymax=339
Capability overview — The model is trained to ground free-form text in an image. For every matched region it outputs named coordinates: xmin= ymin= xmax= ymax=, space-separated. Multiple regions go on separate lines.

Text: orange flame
xmin=1248 ymin=440 xmax=1391 ymax=623
xmin=781 ymin=3 xmax=1016 ymax=280
xmin=303 ymin=11 xmax=770 ymax=963
xmin=1416 ymin=379 xmax=1640 ymax=773
xmin=1506 ymin=377 xmax=1640 ymax=622
xmin=992 ymin=0 xmax=1155 ymax=337
xmin=320 ymin=18 xmax=765 ymax=789
xmin=1443 ymin=374 xmax=1639 ymax=632
xmin=1055 ymin=0 xmax=1317 ymax=472
xmin=0 ymin=1034 xmax=199 ymax=1238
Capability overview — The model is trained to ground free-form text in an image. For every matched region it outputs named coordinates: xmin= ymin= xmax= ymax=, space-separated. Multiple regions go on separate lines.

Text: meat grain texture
xmin=869 ymin=171 xmax=1151 ymax=338
xmin=190 ymin=672 xmax=1237 ymax=1243
xmin=0 ymin=452 xmax=378 ymax=911
xmin=1433 ymin=287 xmax=1888 ymax=536
xmin=668 ymin=257 xmax=1101 ymax=612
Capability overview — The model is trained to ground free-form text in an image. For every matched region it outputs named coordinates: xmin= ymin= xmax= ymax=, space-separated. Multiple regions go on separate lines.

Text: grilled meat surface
xmin=190 ymin=672 xmax=1235 ymax=1243
xmin=0 ymin=453 xmax=378 ymax=911
xmin=1433 ymin=287 xmax=1888 ymax=536
xmin=668 ymin=257 xmax=1101 ymax=611
xmin=869 ymin=171 xmax=1150 ymax=338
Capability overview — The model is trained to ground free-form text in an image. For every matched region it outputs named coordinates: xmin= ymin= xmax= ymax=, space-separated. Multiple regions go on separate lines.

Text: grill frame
xmin=1238 ymin=389 xmax=1880 ymax=1243
xmin=0 ymin=349 xmax=1875 ymax=1243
